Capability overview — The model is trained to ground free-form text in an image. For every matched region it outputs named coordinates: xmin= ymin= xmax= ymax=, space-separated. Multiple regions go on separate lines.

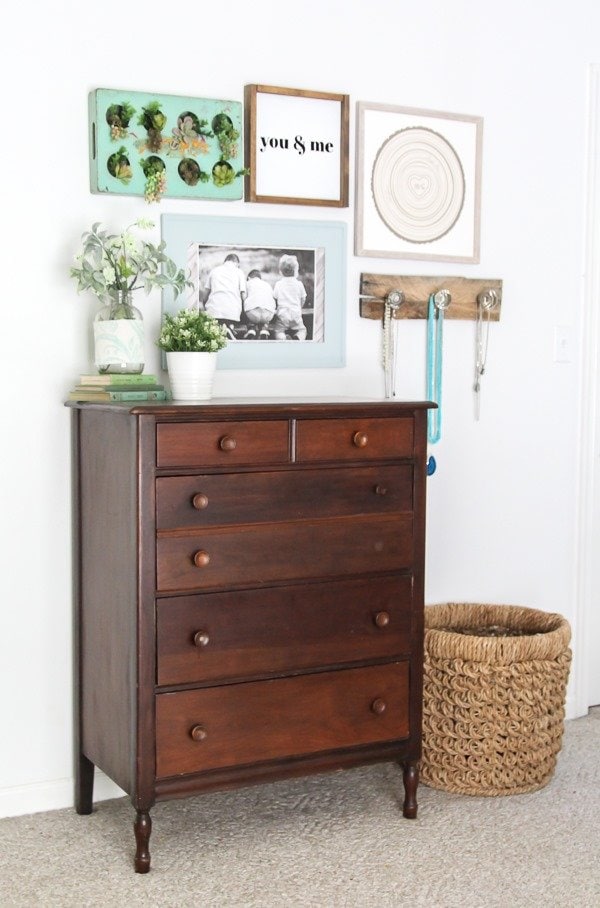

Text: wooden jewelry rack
xmin=359 ymin=274 xmax=503 ymax=321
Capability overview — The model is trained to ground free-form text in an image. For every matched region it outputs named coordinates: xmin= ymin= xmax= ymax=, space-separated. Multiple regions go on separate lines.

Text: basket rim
xmin=424 ymin=602 xmax=571 ymax=664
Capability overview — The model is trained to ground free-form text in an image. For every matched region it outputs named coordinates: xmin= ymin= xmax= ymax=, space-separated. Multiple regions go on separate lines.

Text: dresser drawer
xmin=157 ymin=514 xmax=413 ymax=591
xmin=156 ymin=420 xmax=290 ymax=468
xmin=156 ymin=465 xmax=412 ymax=530
xmin=296 ymin=417 xmax=414 ymax=462
xmin=157 ymin=575 xmax=413 ymax=685
xmin=156 ymin=661 xmax=410 ymax=778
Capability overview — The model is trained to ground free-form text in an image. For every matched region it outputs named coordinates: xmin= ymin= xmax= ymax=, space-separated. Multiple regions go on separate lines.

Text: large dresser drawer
xmin=156 ymin=514 xmax=413 ymax=591
xmin=155 ymin=661 xmax=410 ymax=778
xmin=156 ymin=420 xmax=290 ymax=468
xmin=157 ymin=575 xmax=413 ymax=685
xmin=156 ymin=465 xmax=412 ymax=529
xmin=296 ymin=417 xmax=414 ymax=463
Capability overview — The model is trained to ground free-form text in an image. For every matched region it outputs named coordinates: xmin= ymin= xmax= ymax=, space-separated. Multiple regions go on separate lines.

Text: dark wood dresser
xmin=69 ymin=398 xmax=432 ymax=872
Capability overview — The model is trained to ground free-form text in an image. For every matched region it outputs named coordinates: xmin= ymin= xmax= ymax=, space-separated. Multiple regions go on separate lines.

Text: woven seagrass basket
xmin=421 ymin=603 xmax=571 ymax=796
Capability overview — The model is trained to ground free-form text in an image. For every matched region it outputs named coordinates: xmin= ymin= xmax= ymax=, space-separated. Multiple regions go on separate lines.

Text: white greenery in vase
xmin=70 ymin=220 xmax=189 ymax=311
xmin=156 ymin=308 xmax=229 ymax=353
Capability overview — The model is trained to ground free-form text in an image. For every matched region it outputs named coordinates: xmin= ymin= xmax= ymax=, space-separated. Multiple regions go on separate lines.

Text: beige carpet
xmin=1 ymin=709 xmax=598 ymax=907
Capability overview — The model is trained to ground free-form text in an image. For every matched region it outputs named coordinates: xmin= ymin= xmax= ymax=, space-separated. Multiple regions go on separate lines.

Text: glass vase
xmin=93 ymin=290 xmax=144 ymax=374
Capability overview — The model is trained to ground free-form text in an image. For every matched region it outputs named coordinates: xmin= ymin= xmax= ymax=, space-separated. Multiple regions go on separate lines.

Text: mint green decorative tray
xmin=89 ymin=88 xmax=245 ymax=201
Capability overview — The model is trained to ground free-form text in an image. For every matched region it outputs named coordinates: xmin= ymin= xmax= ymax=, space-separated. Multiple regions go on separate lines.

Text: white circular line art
xmin=371 ymin=127 xmax=466 ymax=244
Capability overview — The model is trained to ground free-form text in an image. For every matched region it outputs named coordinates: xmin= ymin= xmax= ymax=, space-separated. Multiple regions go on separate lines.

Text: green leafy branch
xmin=70 ymin=221 xmax=191 ymax=300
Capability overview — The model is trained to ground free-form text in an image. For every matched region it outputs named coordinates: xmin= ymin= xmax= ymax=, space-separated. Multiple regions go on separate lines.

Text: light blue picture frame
xmin=161 ymin=214 xmax=346 ymax=369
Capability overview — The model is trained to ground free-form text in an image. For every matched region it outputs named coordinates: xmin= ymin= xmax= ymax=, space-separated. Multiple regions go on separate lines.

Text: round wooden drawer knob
xmin=353 ymin=431 xmax=369 ymax=448
xmin=190 ymin=725 xmax=207 ymax=742
xmin=192 ymin=493 xmax=209 ymax=510
xmin=374 ymin=484 xmax=387 ymax=496
xmin=193 ymin=630 xmax=210 ymax=648
xmin=219 ymin=435 xmax=237 ymax=452
xmin=371 ymin=698 xmax=387 ymax=715
xmin=374 ymin=611 xmax=390 ymax=628
xmin=193 ymin=550 xmax=211 ymax=568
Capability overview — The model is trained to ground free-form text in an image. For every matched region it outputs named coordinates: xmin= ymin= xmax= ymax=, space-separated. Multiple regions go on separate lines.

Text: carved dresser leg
xmin=402 ymin=760 xmax=419 ymax=818
xmin=134 ymin=810 xmax=152 ymax=873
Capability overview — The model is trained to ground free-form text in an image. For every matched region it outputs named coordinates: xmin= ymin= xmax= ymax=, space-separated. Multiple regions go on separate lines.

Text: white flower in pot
xmin=157 ymin=308 xmax=228 ymax=400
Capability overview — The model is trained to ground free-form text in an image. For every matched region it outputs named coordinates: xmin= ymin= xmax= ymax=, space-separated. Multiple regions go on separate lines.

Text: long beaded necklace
xmin=426 ymin=290 xmax=450 ymax=444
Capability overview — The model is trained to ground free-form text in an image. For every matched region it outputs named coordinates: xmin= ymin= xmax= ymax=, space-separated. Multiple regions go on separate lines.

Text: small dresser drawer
xmin=156 ymin=465 xmax=412 ymax=530
xmin=155 ymin=661 xmax=410 ymax=778
xmin=156 ymin=420 xmax=290 ymax=468
xmin=157 ymin=575 xmax=413 ymax=685
xmin=296 ymin=417 xmax=414 ymax=462
xmin=156 ymin=514 xmax=413 ymax=592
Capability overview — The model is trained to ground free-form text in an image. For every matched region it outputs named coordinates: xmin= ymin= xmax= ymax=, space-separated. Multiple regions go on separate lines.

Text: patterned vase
xmin=93 ymin=290 xmax=144 ymax=374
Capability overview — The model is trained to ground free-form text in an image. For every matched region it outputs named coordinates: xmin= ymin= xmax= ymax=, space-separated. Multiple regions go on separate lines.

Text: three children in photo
xmin=203 ymin=252 xmax=308 ymax=340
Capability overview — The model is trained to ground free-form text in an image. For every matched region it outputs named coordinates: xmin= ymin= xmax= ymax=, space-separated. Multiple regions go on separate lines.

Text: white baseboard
xmin=0 ymin=771 xmax=126 ymax=819
xmin=566 ymin=690 xmax=583 ymax=721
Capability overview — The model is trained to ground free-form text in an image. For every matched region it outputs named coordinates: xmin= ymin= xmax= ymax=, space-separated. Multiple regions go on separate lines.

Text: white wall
xmin=2 ymin=0 xmax=598 ymax=816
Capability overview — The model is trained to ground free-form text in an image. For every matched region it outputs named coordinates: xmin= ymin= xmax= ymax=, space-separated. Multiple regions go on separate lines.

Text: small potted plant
xmin=156 ymin=308 xmax=228 ymax=400
xmin=212 ymin=112 xmax=240 ymax=159
xmin=168 ymin=111 xmax=212 ymax=157
xmin=107 ymin=146 xmax=133 ymax=184
xmin=137 ymin=101 xmax=167 ymax=152
xmin=140 ymin=156 xmax=167 ymax=203
xmin=211 ymin=159 xmax=248 ymax=187
xmin=106 ymin=101 xmax=136 ymax=140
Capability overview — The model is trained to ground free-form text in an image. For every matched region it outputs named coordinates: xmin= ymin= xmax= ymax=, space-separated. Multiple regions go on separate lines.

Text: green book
xmin=79 ymin=373 xmax=159 ymax=385
xmin=74 ymin=382 xmax=164 ymax=393
xmin=69 ymin=389 xmax=169 ymax=402
xmin=109 ymin=389 xmax=168 ymax=401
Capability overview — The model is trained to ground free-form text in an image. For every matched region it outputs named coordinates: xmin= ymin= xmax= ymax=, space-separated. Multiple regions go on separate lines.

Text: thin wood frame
xmin=355 ymin=102 xmax=483 ymax=263
xmin=244 ymin=84 xmax=349 ymax=207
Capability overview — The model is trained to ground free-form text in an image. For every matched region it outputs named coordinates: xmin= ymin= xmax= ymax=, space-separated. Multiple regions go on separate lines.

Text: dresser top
xmin=67 ymin=396 xmax=436 ymax=417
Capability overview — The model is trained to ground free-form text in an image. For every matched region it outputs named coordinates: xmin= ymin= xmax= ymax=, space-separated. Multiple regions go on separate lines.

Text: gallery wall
xmin=1 ymin=0 xmax=598 ymax=815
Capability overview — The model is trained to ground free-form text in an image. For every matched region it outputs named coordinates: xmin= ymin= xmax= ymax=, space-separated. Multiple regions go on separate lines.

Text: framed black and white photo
xmin=355 ymin=102 xmax=483 ymax=263
xmin=244 ymin=84 xmax=349 ymax=207
xmin=161 ymin=214 xmax=347 ymax=369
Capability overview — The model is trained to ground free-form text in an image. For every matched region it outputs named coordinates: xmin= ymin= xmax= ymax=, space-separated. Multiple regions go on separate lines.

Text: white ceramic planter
xmin=166 ymin=351 xmax=217 ymax=401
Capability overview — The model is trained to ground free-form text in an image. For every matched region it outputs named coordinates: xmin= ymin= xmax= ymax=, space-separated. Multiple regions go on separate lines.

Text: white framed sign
xmin=244 ymin=84 xmax=349 ymax=207
xmin=355 ymin=102 xmax=483 ymax=263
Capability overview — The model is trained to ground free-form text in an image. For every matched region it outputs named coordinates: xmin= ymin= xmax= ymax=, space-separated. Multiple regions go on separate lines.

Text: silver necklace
xmin=474 ymin=289 xmax=498 ymax=420
xmin=382 ymin=290 xmax=403 ymax=398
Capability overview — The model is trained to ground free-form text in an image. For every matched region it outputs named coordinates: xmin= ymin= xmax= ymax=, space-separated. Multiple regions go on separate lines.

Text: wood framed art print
xmin=355 ymin=102 xmax=483 ymax=263
xmin=244 ymin=85 xmax=349 ymax=207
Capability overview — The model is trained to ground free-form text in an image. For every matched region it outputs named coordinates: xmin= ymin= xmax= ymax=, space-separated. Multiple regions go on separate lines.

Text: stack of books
xmin=68 ymin=373 xmax=169 ymax=402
